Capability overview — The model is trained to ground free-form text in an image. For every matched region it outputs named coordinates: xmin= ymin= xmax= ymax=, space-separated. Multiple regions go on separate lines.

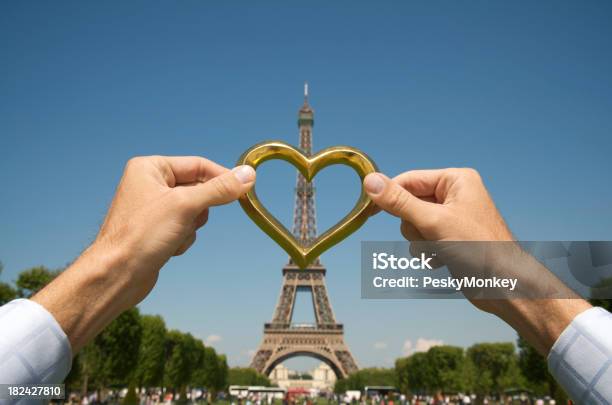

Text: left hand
xmin=93 ymin=156 xmax=256 ymax=305
xmin=33 ymin=155 xmax=256 ymax=352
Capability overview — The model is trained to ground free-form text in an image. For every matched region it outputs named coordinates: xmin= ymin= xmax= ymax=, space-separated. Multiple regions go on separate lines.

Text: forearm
xmin=32 ymin=242 xmax=134 ymax=353
xmin=493 ymin=298 xmax=592 ymax=355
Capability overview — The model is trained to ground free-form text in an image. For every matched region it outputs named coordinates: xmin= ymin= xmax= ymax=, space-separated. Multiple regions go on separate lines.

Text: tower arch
xmin=263 ymin=350 xmax=343 ymax=379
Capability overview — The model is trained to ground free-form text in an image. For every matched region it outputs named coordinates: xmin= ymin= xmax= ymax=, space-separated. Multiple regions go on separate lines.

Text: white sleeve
xmin=0 ymin=299 xmax=72 ymax=384
xmin=548 ymin=306 xmax=612 ymax=404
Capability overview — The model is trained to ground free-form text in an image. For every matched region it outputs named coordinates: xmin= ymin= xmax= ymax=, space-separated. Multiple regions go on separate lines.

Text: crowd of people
xmin=53 ymin=385 xmax=572 ymax=405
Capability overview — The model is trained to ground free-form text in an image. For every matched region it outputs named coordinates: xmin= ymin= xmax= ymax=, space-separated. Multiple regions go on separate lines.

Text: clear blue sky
xmin=1 ymin=1 xmax=612 ymax=370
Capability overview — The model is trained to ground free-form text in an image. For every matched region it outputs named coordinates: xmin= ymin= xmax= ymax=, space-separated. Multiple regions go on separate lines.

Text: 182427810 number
xmin=2 ymin=384 xmax=64 ymax=399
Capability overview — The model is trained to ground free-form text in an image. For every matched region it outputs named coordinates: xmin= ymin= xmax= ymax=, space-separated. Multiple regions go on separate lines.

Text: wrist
xmin=479 ymin=245 xmax=592 ymax=355
xmin=83 ymin=239 xmax=136 ymax=306
xmin=32 ymin=240 xmax=135 ymax=353
xmin=496 ymin=298 xmax=591 ymax=355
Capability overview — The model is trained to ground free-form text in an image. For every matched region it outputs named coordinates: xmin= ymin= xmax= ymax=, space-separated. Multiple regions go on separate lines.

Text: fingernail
xmin=233 ymin=165 xmax=256 ymax=184
xmin=364 ymin=173 xmax=385 ymax=195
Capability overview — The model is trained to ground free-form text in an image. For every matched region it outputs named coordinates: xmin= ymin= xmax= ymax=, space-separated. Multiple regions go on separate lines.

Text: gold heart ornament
xmin=237 ymin=141 xmax=378 ymax=269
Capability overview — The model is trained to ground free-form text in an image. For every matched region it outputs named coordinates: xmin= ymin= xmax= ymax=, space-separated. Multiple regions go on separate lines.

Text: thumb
xmin=364 ymin=172 xmax=440 ymax=230
xmin=191 ymin=165 xmax=256 ymax=208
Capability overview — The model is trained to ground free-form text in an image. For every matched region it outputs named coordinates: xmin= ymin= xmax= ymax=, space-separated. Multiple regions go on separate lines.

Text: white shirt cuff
xmin=0 ymin=299 xmax=72 ymax=384
xmin=548 ymin=306 xmax=612 ymax=403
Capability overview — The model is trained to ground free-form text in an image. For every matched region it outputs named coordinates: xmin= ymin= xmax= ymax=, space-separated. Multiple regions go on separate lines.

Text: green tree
xmin=517 ymin=337 xmax=570 ymax=402
xmin=134 ymin=315 xmax=167 ymax=389
xmin=64 ymin=353 xmax=83 ymax=394
xmin=15 ymin=266 xmax=59 ymax=297
xmin=190 ymin=339 xmax=207 ymax=387
xmin=164 ymin=331 xmax=197 ymax=391
xmin=461 ymin=356 xmax=477 ymax=394
xmin=590 ymin=277 xmax=612 ymax=312
xmin=426 ymin=346 xmax=465 ymax=392
xmin=80 ymin=308 xmax=142 ymax=396
xmin=201 ymin=346 xmax=221 ymax=391
xmin=590 ymin=297 xmax=612 ymax=312
xmin=334 ymin=368 xmax=396 ymax=393
xmin=466 ymin=342 xmax=522 ymax=396
xmin=517 ymin=337 xmax=549 ymax=394
xmin=215 ymin=354 xmax=229 ymax=391
xmin=97 ymin=307 xmax=143 ymax=384
xmin=395 ymin=347 xmax=466 ymax=395
xmin=0 ymin=262 xmax=18 ymax=305
xmin=396 ymin=352 xmax=432 ymax=394
xmin=0 ymin=282 xmax=16 ymax=305
xmin=190 ymin=345 xmax=229 ymax=396
xmin=334 ymin=379 xmax=348 ymax=394
xmin=228 ymin=368 xmax=271 ymax=386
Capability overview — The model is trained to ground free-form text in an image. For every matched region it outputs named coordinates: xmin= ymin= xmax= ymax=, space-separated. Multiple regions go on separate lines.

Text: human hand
xmin=94 ymin=156 xmax=256 ymax=306
xmin=363 ymin=168 xmax=512 ymax=242
xmin=33 ymin=156 xmax=255 ymax=352
xmin=363 ymin=168 xmax=590 ymax=355
xmin=364 ymin=168 xmax=516 ymax=307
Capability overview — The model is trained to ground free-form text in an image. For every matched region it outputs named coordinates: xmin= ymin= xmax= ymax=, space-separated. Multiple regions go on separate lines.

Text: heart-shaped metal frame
xmin=237 ymin=141 xmax=378 ymax=269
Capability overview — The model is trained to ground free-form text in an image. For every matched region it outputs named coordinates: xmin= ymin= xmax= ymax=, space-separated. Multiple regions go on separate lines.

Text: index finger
xmin=368 ymin=169 xmax=447 ymax=216
xmin=161 ymin=156 xmax=230 ymax=186
xmin=392 ymin=169 xmax=449 ymax=198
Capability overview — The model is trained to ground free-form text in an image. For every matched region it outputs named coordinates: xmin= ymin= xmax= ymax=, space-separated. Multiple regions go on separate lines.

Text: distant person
xmin=0 ymin=157 xmax=611 ymax=403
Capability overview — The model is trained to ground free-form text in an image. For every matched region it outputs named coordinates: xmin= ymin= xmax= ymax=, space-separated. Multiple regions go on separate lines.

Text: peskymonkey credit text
xmin=370 ymin=252 xmax=518 ymax=292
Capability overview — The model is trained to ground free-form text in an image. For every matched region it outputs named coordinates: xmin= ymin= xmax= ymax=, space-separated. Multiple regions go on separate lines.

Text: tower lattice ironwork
xmin=291 ymin=83 xmax=319 ymax=264
xmin=249 ymin=84 xmax=359 ymax=379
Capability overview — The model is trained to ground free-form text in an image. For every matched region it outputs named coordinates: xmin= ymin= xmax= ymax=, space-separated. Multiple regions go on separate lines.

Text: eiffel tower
xmin=249 ymin=84 xmax=359 ymax=379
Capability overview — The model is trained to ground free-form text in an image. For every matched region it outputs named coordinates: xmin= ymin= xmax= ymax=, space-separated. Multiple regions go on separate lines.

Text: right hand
xmin=363 ymin=168 xmax=513 ymax=242
xmin=364 ymin=168 xmax=591 ymax=356
xmin=363 ymin=168 xmax=518 ymax=309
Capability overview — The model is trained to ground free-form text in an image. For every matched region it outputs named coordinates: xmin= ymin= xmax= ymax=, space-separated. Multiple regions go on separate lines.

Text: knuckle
xmin=445 ymin=167 xmax=463 ymax=178
xmin=125 ymin=156 xmax=148 ymax=172
xmin=174 ymin=190 xmax=194 ymax=211
xmin=388 ymin=187 xmax=409 ymax=215
xmin=126 ymin=156 xmax=145 ymax=166
xmin=463 ymin=167 xmax=481 ymax=179
xmin=445 ymin=167 xmax=483 ymax=187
